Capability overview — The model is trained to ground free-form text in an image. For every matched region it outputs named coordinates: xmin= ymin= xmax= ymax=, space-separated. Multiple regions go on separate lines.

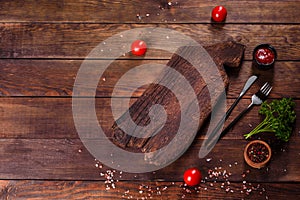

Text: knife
xmin=198 ymin=75 xmax=258 ymax=158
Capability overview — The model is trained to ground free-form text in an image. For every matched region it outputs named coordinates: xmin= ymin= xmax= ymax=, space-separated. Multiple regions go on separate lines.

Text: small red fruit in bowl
xmin=183 ymin=167 xmax=202 ymax=186
xmin=211 ymin=6 xmax=227 ymax=22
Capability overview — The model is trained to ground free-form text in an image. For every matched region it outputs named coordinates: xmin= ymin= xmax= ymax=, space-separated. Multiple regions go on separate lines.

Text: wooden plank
xmin=0 ymin=0 xmax=300 ymax=23
xmin=0 ymin=23 xmax=299 ymax=60
xmin=0 ymin=59 xmax=299 ymax=98
xmin=0 ymin=137 xmax=300 ymax=182
xmin=0 ymin=98 xmax=299 ymax=139
xmin=0 ymin=59 xmax=166 ymax=97
xmin=0 ymin=180 xmax=299 ymax=200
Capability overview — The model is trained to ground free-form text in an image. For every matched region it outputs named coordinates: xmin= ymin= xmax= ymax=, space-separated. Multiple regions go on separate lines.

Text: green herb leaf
xmin=244 ymin=98 xmax=296 ymax=142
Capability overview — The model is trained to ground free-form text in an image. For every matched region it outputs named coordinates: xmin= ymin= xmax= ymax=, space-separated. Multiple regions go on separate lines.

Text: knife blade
xmin=198 ymin=75 xmax=258 ymax=158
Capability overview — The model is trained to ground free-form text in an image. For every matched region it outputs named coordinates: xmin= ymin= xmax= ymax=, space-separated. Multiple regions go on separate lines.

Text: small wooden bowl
xmin=244 ymin=140 xmax=271 ymax=169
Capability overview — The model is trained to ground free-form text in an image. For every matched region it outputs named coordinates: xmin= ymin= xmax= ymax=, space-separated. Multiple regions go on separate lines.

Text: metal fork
xmin=218 ymin=82 xmax=273 ymax=139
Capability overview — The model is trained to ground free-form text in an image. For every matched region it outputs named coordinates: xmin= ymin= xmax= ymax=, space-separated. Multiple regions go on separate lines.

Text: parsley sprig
xmin=244 ymin=98 xmax=296 ymax=142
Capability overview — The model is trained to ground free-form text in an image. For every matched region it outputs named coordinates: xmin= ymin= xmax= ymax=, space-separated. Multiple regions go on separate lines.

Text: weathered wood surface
xmin=0 ymin=0 xmax=299 ymax=199
xmin=0 ymin=98 xmax=299 ymax=139
xmin=0 ymin=23 xmax=300 ymax=60
xmin=0 ymin=0 xmax=300 ymax=23
xmin=111 ymin=41 xmax=244 ymax=153
xmin=0 ymin=137 xmax=299 ymax=182
xmin=0 ymin=60 xmax=299 ymax=98
xmin=1 ymin=180 xmax=300 ymax=200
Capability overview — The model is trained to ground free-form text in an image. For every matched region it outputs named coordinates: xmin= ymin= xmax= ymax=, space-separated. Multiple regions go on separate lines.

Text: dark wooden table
xmin=0 ymin=1 xmax=299 ymax=199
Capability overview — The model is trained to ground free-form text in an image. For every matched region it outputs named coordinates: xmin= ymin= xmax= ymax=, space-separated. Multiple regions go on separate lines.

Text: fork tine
xmin=260 ymin=82 xmax=269 ymax=93
xmin=262 ymin=84 xmax=270 ymax=94
xmin=264 ymin=85 xmax=273 ymax=96
xmin=262 ymin=83 xmax=273 ymax=96
xmin=255 ymin=82 xmax=272 ymax=102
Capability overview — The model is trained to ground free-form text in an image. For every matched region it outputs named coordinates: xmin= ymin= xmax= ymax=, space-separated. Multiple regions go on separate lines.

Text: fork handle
xmin=219 ymin=103 xmax=254 ymax=139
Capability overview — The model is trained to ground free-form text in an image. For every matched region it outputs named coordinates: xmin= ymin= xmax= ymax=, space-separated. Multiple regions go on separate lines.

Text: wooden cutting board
xmin=110 ymin=41 xmax=245 ymax=161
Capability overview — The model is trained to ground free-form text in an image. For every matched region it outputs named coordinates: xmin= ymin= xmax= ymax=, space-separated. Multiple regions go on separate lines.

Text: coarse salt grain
xmin=136 ymin=13 xmax=142 ymax=20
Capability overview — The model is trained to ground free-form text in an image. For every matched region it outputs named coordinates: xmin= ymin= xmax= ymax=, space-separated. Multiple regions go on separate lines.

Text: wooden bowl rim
xmin=244 ymin=140 xmax=272 ymax=169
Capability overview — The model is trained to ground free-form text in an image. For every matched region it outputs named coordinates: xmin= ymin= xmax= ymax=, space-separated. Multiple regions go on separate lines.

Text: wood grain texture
xmin=0 ymin=137 xmax=299 ymax=182
xmin=0 ymin=0 xmax=300 ymax=23
xmin=0 ymin=100 xmax=299 ymax=181
xmin=0 ymin=98 xmax=299 ymax=140
xmin=0 ymin=23 xmax=300 ymax=60
xmin=1 ymin=180 xmax=300 ymax=200
xmin=111 ymin=42 xmax=244 ymax=153
xmin=0 ymin=1 xmax=299 ymax=199
xmin=0 ymin=59 xmax=299 ymax=98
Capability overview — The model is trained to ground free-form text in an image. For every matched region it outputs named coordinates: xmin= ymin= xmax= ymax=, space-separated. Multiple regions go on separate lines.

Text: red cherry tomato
xmin=211 ymin=6 xmax=227 ymax=22
xmin=183 ymin=167 xmax=202 ymax=186
xmin=131 ymin=40 xmax=147 ymax=56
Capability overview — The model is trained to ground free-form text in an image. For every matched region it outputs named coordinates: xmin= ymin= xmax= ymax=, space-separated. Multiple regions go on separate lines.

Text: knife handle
xmin=219 ymin=104 xmax=254 ymax=139
xmin=225 ymin=96 xmax=241 ymax=119
xmin=205 ymin=95 xmax=242 ymax=143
